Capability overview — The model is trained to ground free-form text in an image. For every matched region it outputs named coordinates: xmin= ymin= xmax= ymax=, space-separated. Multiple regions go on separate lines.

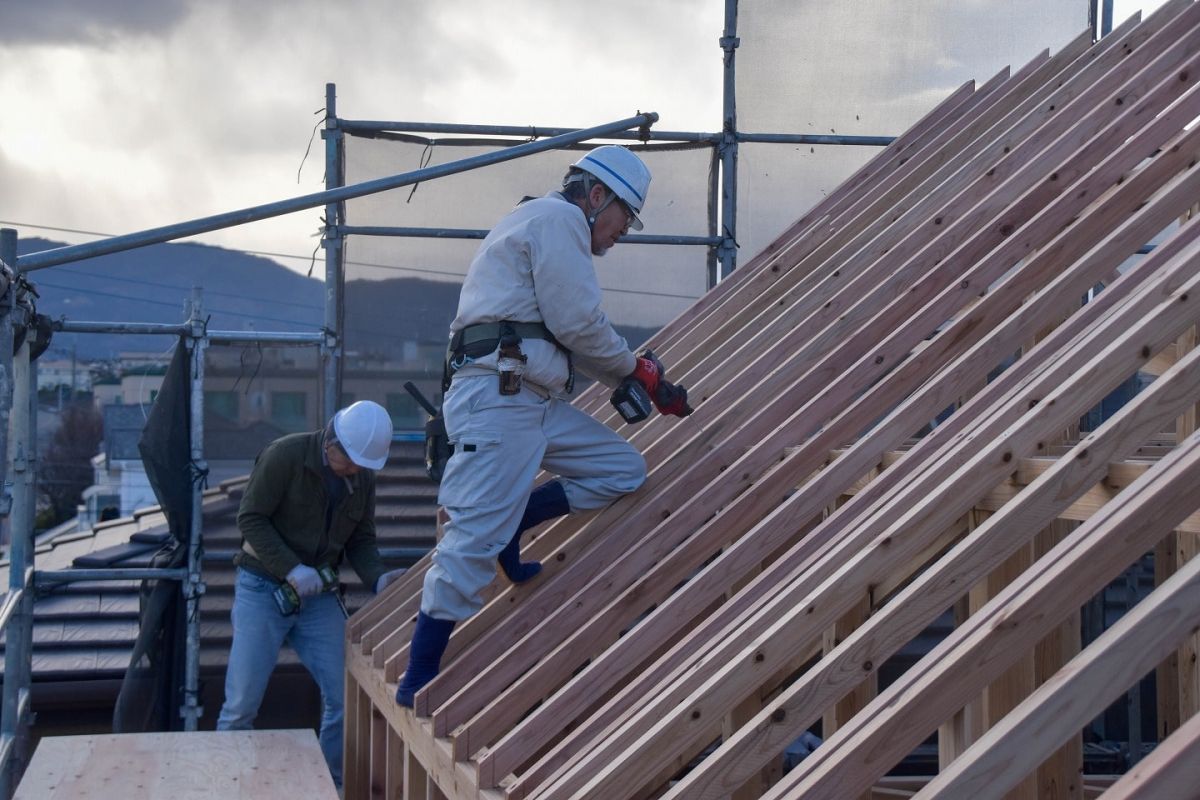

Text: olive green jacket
xmin=234 ymin=430 xmax=387 ymax=590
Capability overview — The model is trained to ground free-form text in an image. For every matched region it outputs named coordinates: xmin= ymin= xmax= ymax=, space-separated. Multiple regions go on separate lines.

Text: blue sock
xmin=498 ymin=480 xmax=569 ymax=583
xmin=395 ymin=611 xmax=456 ymax=709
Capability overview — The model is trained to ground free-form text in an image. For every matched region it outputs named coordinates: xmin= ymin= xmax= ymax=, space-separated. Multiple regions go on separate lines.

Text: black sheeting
xmin=113 ymin=340 xmax=195 ymax=732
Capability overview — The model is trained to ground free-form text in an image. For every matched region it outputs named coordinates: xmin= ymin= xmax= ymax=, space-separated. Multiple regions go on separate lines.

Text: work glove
xmin=374 ymin=568 xmax=408 ymax=594
xmin=631 ymin=350 xmax=694 ymax=418
xmin=286 ymin=564 xmax=323 ymax=598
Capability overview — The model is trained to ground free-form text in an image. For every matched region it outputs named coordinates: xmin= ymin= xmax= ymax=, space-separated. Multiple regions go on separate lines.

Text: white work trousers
xmin=422 ymin=374 xmax=645 ymax=620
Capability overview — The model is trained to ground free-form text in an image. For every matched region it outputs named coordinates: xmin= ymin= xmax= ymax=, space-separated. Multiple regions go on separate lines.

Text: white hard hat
xmin=571 ymin=145 xmax=651 ymax=230
xmin=332 ymin=401 xmax=392 ymax=470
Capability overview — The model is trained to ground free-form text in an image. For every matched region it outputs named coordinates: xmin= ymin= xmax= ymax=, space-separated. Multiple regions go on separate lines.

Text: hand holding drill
xmin=610 ymin=349 xmax=693 ymax=424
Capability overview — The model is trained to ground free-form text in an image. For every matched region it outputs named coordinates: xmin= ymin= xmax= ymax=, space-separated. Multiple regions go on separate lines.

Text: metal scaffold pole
xmin=322 ymin=82 xmax=344 ymax=422
xmin=0 ymin=228 xmax=31 ymax=798
xmin=718 ymin=0 xmax=739 ymax=279
xmin=181 ymin=287 xmax=208 ymax=731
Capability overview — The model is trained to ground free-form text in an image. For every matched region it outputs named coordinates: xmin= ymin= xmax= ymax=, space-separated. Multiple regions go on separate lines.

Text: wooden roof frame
xmin=345 ymin=3 xmax=1200 ymax=797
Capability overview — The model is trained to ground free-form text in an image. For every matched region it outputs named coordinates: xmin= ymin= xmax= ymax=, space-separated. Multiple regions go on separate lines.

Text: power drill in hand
xmin=610 ymin=349 xmax=693 ymax=425
xmin=272 ymin=564 xmax=339 ymax=616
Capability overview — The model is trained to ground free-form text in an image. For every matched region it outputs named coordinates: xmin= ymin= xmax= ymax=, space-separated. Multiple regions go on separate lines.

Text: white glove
xmin=374 ymin=568 xmax=407 ymax=594
xmin=286 ymin=564 xmax=323 ymax=598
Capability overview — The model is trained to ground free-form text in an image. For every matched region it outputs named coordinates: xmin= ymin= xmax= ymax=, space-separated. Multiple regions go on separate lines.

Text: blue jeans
xmin=217 ymin=568 xmax=345 ymax=786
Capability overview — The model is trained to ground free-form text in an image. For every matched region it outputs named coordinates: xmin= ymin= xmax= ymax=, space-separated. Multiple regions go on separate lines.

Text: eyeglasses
xmin=617 ymin=200 xmax=635 ymax=231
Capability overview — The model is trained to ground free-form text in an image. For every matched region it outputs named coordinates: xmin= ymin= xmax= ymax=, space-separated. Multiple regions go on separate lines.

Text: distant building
xmin=37 ymin=358 xmax=93 ymax=394
xmin=81 ymin=406 xmax=156 ymax=527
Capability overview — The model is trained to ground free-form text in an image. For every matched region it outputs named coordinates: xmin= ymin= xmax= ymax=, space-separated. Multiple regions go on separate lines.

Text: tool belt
xmin=443 ymin=320 xmax=573 ymax=393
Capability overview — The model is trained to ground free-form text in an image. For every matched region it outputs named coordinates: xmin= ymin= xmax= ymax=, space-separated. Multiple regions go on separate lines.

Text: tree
xmin=38 ymin=401 xmax=104 ymax=528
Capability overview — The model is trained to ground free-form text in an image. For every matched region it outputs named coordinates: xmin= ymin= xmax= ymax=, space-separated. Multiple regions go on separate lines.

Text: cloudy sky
xmin=0 ymin=0 xmax=722 ymax=271
xmin=0 ymin=0 xmax=1168 ymax=289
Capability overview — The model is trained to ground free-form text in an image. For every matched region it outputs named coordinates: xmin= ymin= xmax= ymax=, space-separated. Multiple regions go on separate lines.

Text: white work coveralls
xmin=422 ymin=191 xmax=646 ymax=620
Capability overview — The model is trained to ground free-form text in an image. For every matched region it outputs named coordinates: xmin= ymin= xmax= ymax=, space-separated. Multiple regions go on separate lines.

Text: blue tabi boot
xmin=498 ymin=480 xmax=570 ymax=583
xmin=395 ymin=611 xmax=456 ymax=709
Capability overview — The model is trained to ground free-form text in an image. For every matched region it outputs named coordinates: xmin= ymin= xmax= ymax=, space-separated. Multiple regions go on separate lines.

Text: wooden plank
xmin=938 ymin=594 xmax=983 ymax=769
xmin=1101 ymin=707 xmax=1200 ymax=799
xmin=914 ymin=545 xmax=1200 ymax=800
xmin=370 ymin=708 xmax=387 ymax=800
xmin=1033 ymin=520 xmax=1084 ymax=800
xmin=345 ymin=670 xmax=363 ymax=799
xmin=974 ymin=538 xmax=1039 ymax=800
xmin=386 ymin=727 xmax=402 ymax=800
xmin=12 ymin=731 xmax=339 ymax=799
xmin=770 ymin=434 xmax=1200 ymax=799
xmin=404 ymin=740 xmax=428 ymax=800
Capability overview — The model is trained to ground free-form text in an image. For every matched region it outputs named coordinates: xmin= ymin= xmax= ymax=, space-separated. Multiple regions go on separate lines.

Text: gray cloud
xmin=0 ymin=0 xmax=191 ymax=46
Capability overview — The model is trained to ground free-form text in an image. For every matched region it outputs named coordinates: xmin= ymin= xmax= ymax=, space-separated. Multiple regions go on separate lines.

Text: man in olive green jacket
xmin=216 ymin=401 xmax=404 ymax=787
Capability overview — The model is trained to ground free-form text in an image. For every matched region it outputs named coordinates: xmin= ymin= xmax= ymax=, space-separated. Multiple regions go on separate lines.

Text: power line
xmin=47 ymin=266 xmax=324 ymax=314
xmin=33 ymin=280 xmax=318 ymax=329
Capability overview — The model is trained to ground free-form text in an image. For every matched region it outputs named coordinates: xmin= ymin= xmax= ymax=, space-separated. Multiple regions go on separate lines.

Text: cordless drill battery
xmin=272 ymin=564 xmax=340 ymax=616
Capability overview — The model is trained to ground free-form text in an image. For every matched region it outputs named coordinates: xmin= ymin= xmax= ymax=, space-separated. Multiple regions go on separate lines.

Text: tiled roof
xmin=0 ymin=439 xmax=436 ymax=690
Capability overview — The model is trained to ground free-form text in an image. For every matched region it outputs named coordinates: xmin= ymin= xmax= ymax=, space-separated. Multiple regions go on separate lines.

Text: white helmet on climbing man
xmin=332 ymin=401 xmax=392 ymax=470
xmin=569 ymin=145 xmax=651 ymax=230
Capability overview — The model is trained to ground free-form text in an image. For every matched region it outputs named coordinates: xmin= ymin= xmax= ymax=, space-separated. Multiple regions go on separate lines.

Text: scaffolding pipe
xmin=338 ymin=120 xmax=715 ymax=143
xmin=0 ymin=229 xmax=22 ymax=799
xmin=16 ymin=112 xmax=659 ymax=273
xmin=8 ymin=338 xmax=35 ymax=762
xmin=181 ymin=288 xmax=206 ymax=731
xmin=718 ymin=0 xmax=739 ymax=279
xmin=737 ymin=132 xmax=896 ymax=146
xmin=54 ymin=319 xmax=323 ymax=345
xmin=707 ymin=143 xmax=721 ymax=289
xmin=336 ymin=225 xmax=719 ymax=246
xmin=35 ymin=567 xmax=189 ymax=584
xmin=54 ymin=320 xmax=188 ymax=336
xmin=322 ymin=82 xmax=343 ymax=424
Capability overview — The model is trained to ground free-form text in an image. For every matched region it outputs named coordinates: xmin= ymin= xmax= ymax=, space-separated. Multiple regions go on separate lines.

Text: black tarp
xmin=113 ymin=340 xmax=196 ymax=732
